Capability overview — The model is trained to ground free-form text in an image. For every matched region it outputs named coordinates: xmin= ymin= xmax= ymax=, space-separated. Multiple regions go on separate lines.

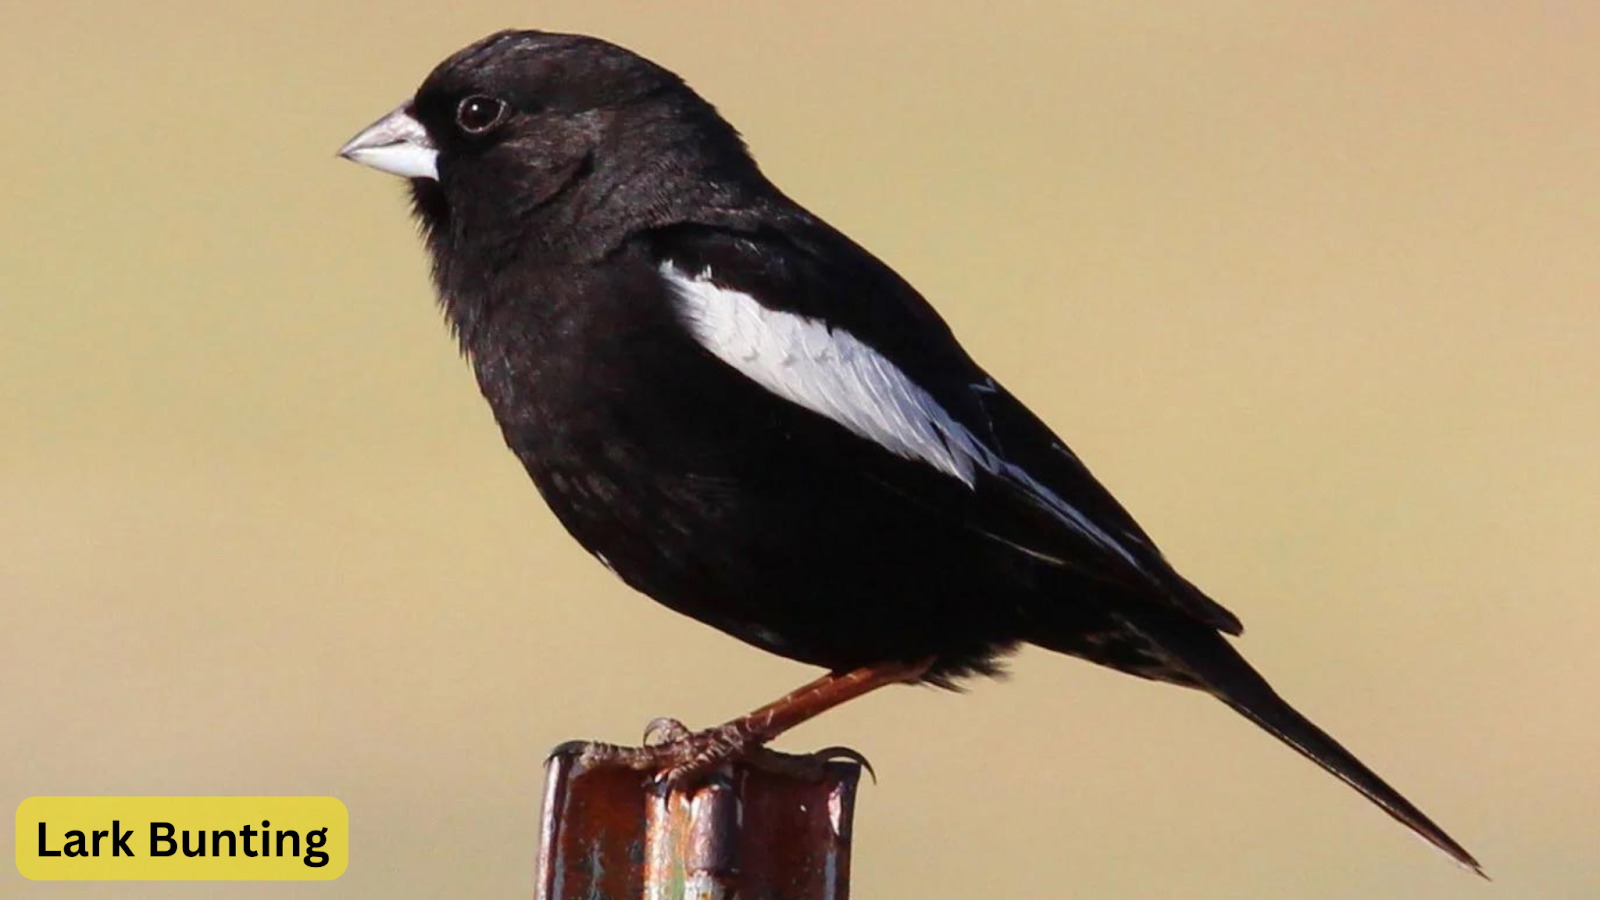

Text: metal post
xmin=537 ymin=746 xmax=863 ymax=900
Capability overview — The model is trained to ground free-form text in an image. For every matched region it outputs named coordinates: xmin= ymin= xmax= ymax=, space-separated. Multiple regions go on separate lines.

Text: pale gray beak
xmin=338 ymin=103 xmax=438 ymax=180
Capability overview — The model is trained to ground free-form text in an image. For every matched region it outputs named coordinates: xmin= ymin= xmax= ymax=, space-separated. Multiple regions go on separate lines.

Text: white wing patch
xmin=661 ymin=262 xmax=1144 ymax=569
xmin=664 ymin=262 xmax=991 ymax=483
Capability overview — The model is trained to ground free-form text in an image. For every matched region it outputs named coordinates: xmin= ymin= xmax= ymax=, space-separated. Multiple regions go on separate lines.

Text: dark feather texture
xmin=342 ymin=29 xmax=1481 ymax=873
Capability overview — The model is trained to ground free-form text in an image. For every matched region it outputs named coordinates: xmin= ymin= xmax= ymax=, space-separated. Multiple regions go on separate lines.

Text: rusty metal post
xmin=537 ymin=747 xmax=863 ymax=900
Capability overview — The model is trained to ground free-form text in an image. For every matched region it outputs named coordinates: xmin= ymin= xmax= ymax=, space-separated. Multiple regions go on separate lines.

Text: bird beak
xmin=338 ymin=102 xmax=438 ymax=180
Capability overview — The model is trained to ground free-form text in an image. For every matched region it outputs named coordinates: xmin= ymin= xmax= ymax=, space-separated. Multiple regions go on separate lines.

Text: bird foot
xmin=549 ymin=718 xmax=872 ymax=787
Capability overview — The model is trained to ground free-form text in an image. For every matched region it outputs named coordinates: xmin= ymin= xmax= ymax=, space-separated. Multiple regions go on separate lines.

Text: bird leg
xmin=554 ymin=657 xmax=934 ymax=785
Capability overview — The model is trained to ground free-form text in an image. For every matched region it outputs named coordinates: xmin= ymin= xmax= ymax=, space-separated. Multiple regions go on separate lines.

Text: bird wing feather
xmin=650 ymin=220 xmax=1243 ymax=635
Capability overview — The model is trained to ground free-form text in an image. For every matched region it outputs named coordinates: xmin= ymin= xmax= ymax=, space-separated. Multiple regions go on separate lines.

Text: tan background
xmin=3 ymin=3 xmax=1596 ymax=898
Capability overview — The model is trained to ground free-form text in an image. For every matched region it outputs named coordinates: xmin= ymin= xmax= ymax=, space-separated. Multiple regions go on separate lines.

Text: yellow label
xmin=16 ymin=797 xmax=347 ymax=880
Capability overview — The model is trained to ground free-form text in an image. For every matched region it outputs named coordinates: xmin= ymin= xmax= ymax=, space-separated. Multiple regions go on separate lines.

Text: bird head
xmin=339 ymin=30 xmax=762 ymax=262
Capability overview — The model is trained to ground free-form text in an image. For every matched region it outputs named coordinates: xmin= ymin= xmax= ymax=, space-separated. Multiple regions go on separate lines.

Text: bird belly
xmin=475 ymin=288 xmax=1027 ymax=682
xmin=529 ymin=441 xmax=1025 ymax=680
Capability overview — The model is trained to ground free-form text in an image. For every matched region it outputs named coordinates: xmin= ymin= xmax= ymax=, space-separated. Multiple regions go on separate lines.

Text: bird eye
xmin=455 ymin=95 xmax=507 ymax=134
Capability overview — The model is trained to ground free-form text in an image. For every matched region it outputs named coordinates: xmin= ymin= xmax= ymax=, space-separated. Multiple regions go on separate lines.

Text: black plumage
xmin=340 ymin=29 xmax=1480 ymax=873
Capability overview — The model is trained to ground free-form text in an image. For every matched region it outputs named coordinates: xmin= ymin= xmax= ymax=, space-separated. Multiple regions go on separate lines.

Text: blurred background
xmin=3 ymin=2 xmax=1596 ymax=898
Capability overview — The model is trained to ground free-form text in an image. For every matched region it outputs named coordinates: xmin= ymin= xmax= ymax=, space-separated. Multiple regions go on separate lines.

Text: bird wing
xmin=648 ymin=218 xmax=1242 ymax=636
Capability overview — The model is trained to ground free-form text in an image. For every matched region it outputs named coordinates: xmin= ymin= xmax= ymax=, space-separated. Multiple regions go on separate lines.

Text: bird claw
xmin=729 ymin=744 xmax=874 ymax=784
xmin=653 ymin=722 xmax=754 ymax=786
xmin=543 ymin=722 xmax=752 ymax=784
xmin=545 ymin=721 xmax=872 ymax=786
xmin=544 ymin=739 xmax=599 ymax=766
xmin=642 ymin=717 xmax=690 ymax=745
xmin=804 ymin=745 xmax=877 ymax=783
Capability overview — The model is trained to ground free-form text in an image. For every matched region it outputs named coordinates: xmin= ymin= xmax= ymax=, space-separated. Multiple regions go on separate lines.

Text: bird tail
xmin=1142 ymin=620 xmax=1485 ymax=876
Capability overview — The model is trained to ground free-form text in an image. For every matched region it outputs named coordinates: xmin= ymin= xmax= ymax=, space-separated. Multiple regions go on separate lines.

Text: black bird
xmin=340 ymin=30 xmax=1481 ymax=873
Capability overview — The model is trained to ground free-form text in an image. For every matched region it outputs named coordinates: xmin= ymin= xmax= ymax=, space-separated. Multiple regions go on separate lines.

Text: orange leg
xmin=558 ymin=657 xmax=934 ymax=784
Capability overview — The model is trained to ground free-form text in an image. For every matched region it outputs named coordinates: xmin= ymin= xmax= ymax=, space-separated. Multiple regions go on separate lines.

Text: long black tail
xmin=1146 ymin=621 xmax=1484 ymax=876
